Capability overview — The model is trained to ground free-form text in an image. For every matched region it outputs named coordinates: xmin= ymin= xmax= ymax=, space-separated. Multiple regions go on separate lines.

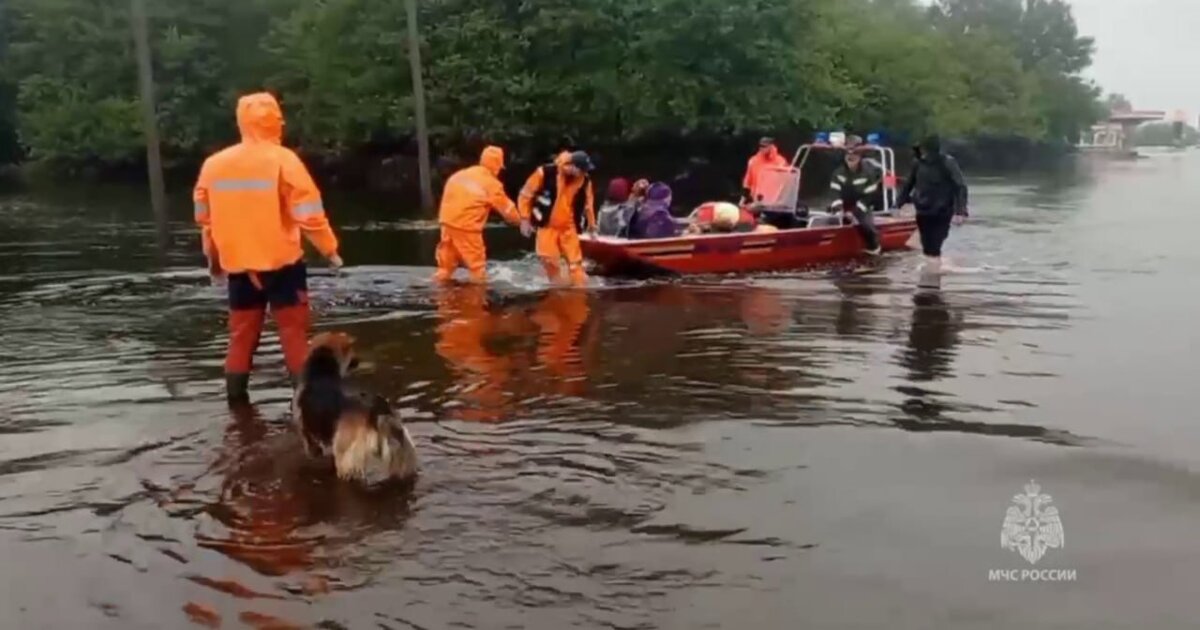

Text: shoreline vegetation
xmin=1 ymin=0 xmax=1106 ymax=203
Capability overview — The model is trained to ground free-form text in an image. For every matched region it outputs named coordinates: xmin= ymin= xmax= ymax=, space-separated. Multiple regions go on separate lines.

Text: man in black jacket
xmin=897 ymin=135 xmax=969 ymax=274
xmin=829 ymin=136 xmax=882 ymax=255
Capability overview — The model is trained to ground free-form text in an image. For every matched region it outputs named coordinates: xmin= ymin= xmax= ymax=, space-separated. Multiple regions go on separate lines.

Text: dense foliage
xmin=0 ymin=0 xmax=1106 ymax=171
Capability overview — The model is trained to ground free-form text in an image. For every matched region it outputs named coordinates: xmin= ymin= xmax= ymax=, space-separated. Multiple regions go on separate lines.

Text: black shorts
xmin=227 ymin=261 xmax=308 ymax=311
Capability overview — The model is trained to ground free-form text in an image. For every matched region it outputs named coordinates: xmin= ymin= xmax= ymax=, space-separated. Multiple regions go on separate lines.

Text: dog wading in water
xmin=292 ymin=333 xmax=418 ymax=483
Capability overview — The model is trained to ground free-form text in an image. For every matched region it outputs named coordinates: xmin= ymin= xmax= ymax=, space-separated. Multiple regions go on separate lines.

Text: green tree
xmin=0 ymin=0 xmax=1108 ymax=171
xmin=1104 ymin=92 xmax=1132 ymax=113
xmin=932 ymin=0 xmax=1100 ymax=143
xmin=264 ymin=0 xmax=414 ymax=153
xmin=6 ymin=0 xmax=274 ymax=167
xmin=0 ymin=0 xmax=20 ymax=164
xmin=6 ymin=0 xmax=143 ymax=166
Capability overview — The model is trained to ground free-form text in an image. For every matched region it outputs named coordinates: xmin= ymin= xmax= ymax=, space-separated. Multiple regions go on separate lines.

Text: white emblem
xmin=1000 ymin=480 xmax=1064 ymax=565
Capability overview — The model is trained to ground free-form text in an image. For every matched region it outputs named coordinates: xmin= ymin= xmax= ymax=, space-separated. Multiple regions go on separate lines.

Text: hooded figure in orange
xmin=742 ymin=137 xmax=789 ymax=203
xmin=518 ymin=150 xmax=597 ymax=286
xmin=194 ymin=92 xmax=343 ymax=404
xmin=434 ymin=146 xmax=521 ymax=283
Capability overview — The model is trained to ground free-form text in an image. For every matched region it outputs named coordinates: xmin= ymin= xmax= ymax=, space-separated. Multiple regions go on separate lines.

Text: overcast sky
xmin=1070 ymin=0 xmax=1196 ymax=117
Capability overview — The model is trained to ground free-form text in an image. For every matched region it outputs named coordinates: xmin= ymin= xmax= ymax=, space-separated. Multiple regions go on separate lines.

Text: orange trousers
xmin=434 ymin=226 xmax=487 ymax=283
xmin=535 ymin=227 xmax=587 ymax=286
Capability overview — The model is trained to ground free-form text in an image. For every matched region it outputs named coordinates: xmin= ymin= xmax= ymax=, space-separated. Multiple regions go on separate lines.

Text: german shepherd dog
xmin=292 ymin=332 xmax=418 ymax=483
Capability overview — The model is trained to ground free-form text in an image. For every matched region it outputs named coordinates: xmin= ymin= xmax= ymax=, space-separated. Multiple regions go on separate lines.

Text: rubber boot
xmin=225 ymin=373 xmax=251 ymax=406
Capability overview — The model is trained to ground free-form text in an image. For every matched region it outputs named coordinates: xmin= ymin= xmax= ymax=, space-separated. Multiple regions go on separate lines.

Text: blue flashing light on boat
xmin=815 ymin=132 xmax=830 ymax=144
xmin=866 ymin=132 xmax=882 ymax=145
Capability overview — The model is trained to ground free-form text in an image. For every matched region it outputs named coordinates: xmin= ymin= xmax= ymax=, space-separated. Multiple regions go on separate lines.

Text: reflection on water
xmin=428 ymin=285 xmax=595 ymax=422
xmin=1 ymin=154 xmax=1200 ymax=627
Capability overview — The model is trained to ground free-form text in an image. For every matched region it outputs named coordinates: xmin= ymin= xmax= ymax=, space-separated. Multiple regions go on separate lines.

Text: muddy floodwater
xmin=1 ymin=151 xmax=1199 ymax=629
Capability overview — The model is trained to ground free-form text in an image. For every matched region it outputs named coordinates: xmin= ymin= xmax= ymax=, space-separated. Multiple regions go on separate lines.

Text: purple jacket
xmin=629 ymin=183 xmax=677 ymax=239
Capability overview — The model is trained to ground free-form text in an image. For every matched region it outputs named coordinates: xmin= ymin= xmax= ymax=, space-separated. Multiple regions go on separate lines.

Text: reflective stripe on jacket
xmin=193 ymin=93 xmax=338 ymax=273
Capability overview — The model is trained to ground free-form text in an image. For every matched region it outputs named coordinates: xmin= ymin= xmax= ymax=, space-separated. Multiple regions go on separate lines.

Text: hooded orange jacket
xmin=194 ymin=93 xmax=339 ymax=274
xmin=438 ymin=146 xmax=519 ymax=231
xmin=743 ymin=146 xmax=789 ymax=199
xmin=517 ymin=152 xmax=595 ymax=231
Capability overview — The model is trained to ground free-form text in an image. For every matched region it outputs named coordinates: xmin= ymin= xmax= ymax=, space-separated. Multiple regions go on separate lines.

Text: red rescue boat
xmin=581 ymin=215 xmax=917 ymax=276
xmin=581 ymin=140 xmax=918 ymax=276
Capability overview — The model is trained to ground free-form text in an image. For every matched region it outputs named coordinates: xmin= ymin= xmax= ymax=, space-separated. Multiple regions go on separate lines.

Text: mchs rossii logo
xmin=989 ymin=480 xmax=1076 ymax=582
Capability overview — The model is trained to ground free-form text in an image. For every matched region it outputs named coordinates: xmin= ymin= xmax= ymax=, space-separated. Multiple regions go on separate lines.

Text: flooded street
xmin=1 ymin=152 xmax=1198 ymax=629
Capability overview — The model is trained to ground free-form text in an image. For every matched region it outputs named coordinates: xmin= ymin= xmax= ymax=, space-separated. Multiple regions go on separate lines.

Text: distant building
xmin=1078 ymin=108 xmax=1165 ymax=154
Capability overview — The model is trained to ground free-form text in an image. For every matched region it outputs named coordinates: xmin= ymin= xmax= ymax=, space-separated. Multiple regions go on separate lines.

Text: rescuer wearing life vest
xmin=434 ymin=145 xmax=522 ymax=283
xmin=193 ymin=92 xmax=343 ymax=404
xmin=518 ymin=150 xmax=597 ymax=286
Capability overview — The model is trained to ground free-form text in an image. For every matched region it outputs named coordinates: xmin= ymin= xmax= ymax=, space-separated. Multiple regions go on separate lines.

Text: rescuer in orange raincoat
xmin=194 ymin=92 xmax=342 ymax=404
xmin=518 ymin=151 xmax=596 ymax=286
xmin=434 ymin=146 xmax=522 ymax=283
xmin=742 ymin=136 xmax=789 ymax=203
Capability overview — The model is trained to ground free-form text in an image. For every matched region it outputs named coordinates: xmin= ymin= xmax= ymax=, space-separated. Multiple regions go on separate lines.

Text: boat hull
xmin=580 ymin=216 xmax=918 ymax=276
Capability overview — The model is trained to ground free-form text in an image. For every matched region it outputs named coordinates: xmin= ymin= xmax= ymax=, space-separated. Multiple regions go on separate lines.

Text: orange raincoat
xmin=435 ymin=146 xmax=520 ymax=282
xmin=742 ymin=145 xmax=789 ymax=202
xmin=194 ymin=93 xmax=338 ymax=274
xmin=518 ymin=153 xmax=596 ymax=286
xmin=193 ymin=92 xmax=338 ymax=383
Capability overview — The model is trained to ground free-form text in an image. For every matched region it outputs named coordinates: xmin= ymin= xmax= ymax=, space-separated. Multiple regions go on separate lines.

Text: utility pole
xmin=405 ymin=0 xmax=435 ymax=213
xmin=131 ymin=0 xmax=168 ymax=252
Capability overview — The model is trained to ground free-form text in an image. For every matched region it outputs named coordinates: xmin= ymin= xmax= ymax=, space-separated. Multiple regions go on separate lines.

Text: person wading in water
xmin=897 ymin=135 xmax=969 ymax=282
xmin=518 ymin=151 xmax=597 ymax=287
xmin=193 ymin=92 xmax=343 ymax=405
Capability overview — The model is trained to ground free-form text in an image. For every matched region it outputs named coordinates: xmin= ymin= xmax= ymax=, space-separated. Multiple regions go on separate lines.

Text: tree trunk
xmin=130 ymin=0 xmax=168 ymax=253
xmin=405 ymin=0 xmax=435 ymax=213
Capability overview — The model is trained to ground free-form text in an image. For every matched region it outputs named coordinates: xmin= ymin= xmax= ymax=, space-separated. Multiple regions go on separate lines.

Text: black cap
xmin=758 ymin=136 xmax=775 ymax=147
xmin=569 ymin=150 xmax=595 ymax=172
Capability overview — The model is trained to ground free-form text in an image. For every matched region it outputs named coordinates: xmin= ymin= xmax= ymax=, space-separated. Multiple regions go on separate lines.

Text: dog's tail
xmin=331 ymin=397 xmax=415 ymax=482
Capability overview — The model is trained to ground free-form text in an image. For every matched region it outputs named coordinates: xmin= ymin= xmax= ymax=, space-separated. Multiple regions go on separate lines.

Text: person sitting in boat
xmin=683 ymin=201 xmax=758 ymax=235
xmin=630 ymin=178 xmax=650 ymax=203
xmin=742 ymin=137 xmax=789 ymax=204
xmin=628 ymin=182 xmax=678 ymax=240
xmin=828 ymin=135 xmax=881 ymax=255
xmin=597 ymin=178 xmax=638 ymax=237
